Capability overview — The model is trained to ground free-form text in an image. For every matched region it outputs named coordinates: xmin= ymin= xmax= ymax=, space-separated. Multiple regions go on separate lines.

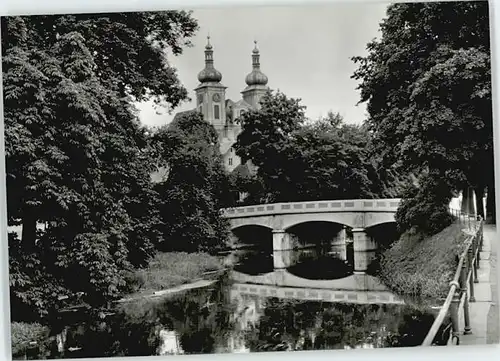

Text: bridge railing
xmin=421 ymin=218 xmax=483 ymax=346
xmin=222 ymin=198 xmax=402 ymax=218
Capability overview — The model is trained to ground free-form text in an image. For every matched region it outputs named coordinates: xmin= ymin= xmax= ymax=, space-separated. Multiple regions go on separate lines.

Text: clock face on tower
xmin=212 ymin=93 xmax=221 ymax=102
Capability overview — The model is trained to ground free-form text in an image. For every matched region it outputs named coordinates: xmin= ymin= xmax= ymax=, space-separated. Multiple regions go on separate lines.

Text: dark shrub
xmin=395 ymin=174 xmax=454 ymax=236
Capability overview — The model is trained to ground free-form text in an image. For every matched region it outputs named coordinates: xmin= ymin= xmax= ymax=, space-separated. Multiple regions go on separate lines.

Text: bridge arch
xmin=282 ymin=212 xmax=361 ymax=230
xmin=365 ymin=222 xmax=400 ymax=252
xmin=363 ymin=212 xmax=397 ymax=229
xmin=230 ymin=224 xmax=273 ymax=247
xmin=229 ymin=217 xmax=275 ymax=231
xmin=229 ymin=224 xmax=274 ymax=275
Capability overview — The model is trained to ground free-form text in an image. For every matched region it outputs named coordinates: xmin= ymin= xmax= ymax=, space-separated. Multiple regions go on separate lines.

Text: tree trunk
xmin=474 ymin=186 xmax=485 ymax=219
xmin=21 ymin=212 xmax=37 ymax=253
xmin=461 ymin=187 xmax=475 ymax=215
xmin=486 ymin=183 xmax=496 ymax=224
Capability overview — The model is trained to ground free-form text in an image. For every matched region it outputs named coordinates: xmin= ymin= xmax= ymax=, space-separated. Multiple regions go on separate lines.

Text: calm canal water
xmin=43 ymin=248 xmax=450 ymax=359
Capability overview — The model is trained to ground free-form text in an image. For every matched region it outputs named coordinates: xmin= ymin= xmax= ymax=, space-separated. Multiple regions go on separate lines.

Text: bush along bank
xmin=123 ymin=252 xmax=225 ymax=297
xmin=378 ymin=223 xmax=470 ymax=301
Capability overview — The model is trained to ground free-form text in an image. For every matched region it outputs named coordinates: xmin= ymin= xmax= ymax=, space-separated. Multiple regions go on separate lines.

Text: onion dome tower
xmin=241 ymin=41 xmax=269 ymax=108
xmin=197 ymin=36 xmax=223 ymax=83
xmin=195 ymin=35 xmax=227 ymax=130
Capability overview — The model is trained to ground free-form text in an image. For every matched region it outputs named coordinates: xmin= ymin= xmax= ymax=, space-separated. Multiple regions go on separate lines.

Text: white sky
xmin=136 ymin=2 xmax=390 ymax=127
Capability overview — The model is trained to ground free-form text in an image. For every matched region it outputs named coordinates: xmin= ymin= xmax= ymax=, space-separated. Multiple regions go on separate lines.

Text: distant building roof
xmin=233 ymin=99 xmax=252 ymax=108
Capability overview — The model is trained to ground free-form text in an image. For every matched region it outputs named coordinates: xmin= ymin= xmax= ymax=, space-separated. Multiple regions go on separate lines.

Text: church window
xmin=214 ymin=104 xmax=220 ymax=119
xmin=198 ymin=105 xmax=202 ymax=113
xmin=228 ymin=158 xmax=233 ymax=166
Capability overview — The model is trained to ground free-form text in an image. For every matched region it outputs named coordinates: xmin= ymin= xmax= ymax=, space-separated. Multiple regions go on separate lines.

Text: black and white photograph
xmin=1 ymin=0 xmax=498 ymax=359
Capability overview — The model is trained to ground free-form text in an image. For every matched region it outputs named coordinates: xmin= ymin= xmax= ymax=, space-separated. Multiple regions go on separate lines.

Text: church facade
xmin=174 ymin=37 xmax=269 ymax=173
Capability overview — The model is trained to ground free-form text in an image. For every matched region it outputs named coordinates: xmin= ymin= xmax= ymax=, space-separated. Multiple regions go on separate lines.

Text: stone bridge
xmin=222 ymin=199 xmax=401 ymax=230
xmin=221 ymin=199 xmax=401 ymax=274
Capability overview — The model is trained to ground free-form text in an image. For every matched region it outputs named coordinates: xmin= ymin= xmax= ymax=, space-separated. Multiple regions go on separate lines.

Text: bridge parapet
xmin=222 ymin=198 xmax=401 ymax=219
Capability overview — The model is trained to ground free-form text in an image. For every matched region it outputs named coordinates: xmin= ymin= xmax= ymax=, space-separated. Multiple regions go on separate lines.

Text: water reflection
xmin=48 ymin=275 xmax=450 ymax=359
xmin=231 ymin=249 xmax=274 ymax=275
xmin=230 ymin=243 xmax=356 ymax=279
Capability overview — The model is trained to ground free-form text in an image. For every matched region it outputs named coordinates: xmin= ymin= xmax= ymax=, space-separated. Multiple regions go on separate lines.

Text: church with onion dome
xmin=173 ymin=36 xmax=269 ymax=174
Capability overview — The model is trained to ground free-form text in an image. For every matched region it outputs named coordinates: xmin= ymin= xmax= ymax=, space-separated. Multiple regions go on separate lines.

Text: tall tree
xmin=234 ymin=90 xmax=306 ymax=203
xmin=152 ymin=111 xmax=231 ymax=253
xmin=3 ymin=12 xmax=197 ymax=318
xmin=352 ymin=2 xmax=494 ymax=222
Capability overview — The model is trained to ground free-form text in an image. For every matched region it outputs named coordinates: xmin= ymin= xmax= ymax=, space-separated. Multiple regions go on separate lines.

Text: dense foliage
xmin=352 ymin=1 xmax=494 ymax=226
xmin=3 ymin=12 xmax=199 ymax=320
xmin=233 ymin=91 xmax=406 ymax=204
xmin=11 ymin=322 xmax=51 ymax=359
xmin=395 ymin=172 xmax=455 ymax=235
xmin=1 ymin=12 xmax=198 ymax=106
xmin=151 ymin=111 xmax=231 ymax=253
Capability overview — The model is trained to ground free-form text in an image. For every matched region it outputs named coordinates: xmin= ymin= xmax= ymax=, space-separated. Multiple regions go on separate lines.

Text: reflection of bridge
xmin=222 ymin=199 xmax=401 ymax=273
xmin=229 ymin=270 xmax=404 ymax=305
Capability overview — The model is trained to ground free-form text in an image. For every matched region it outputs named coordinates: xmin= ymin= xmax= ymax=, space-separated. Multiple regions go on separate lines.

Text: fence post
xmin=469 ymin=246 xmax=477 ymax=300
xmin=449 ymin=282 xmax=461 ymax=345
xmin=480 ymin=221 xmax=484 ymax=249
xmin=461 ymin=253 xmax=472 ymax=335
xmin=476 ymin=225 xmax=482 ymax=269
xmin=473 ymin=234 xmax=480 ymax=284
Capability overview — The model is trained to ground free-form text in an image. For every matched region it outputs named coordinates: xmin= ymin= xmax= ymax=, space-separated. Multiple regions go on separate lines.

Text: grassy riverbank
xmin=379 ymin=223 xmax=469 ymax=300
xmin=125 ymin=252 xmax=224 ymax=296
xmin=11 ymin=253 xmax=225 ymax=359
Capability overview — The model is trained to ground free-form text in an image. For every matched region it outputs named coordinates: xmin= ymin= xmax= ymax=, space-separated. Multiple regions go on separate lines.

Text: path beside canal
xmin=487 ymin=224 xmax=498 ymax=344
xmin=459 ymin=224 xmax=498 ymax=345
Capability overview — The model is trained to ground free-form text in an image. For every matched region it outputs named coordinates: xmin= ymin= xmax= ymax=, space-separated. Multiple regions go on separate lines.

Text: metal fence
xmin=421 ymin=217 xmax=484 ymax=346
xmin=449 ymin=208 xmax=478 ymax=231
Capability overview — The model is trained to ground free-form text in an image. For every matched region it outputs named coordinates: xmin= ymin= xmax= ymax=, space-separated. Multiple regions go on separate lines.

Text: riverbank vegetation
xmin=124 ymin=252 xmax=224 ymax=295
xmin=378 ymin=224 xmax=468 ymax=300
xmin=11 ymin=322 xmax=51 ymax=360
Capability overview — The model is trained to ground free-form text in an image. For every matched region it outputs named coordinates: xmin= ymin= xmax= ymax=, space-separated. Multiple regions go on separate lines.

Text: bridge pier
xmin=272 ymin=230 xmax=294 ymax=269
xmin=330 ymin=227 xmax=347 ymax=260
xmin=352 ymin=228 xmax=377 ymax=274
